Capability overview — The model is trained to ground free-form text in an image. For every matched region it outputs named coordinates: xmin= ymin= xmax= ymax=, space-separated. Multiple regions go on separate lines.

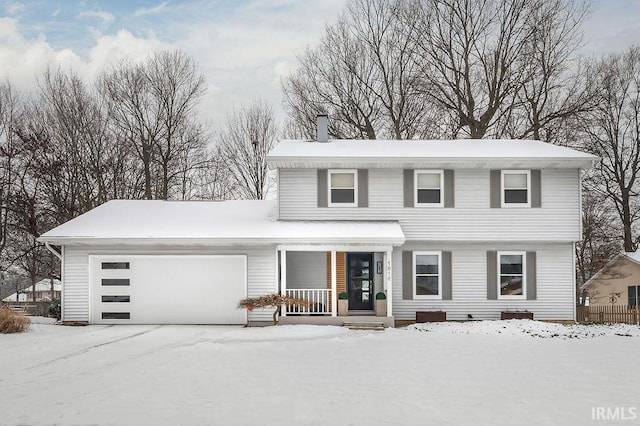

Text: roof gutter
xmin=44 ymin=241 xmax=62 ymax=260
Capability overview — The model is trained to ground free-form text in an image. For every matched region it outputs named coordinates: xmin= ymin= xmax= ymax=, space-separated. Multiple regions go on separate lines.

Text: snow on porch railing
xmin=283 ymin=289 xmax=332 ymax=315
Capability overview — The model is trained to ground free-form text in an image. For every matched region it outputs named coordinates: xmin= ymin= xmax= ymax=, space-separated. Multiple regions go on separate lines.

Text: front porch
xmin=277 ymin=246 xmax=395 ymax=326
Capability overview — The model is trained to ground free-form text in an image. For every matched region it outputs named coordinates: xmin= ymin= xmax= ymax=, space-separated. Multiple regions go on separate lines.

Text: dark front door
xmin=347 ymin=253 xmax=374 ymax=311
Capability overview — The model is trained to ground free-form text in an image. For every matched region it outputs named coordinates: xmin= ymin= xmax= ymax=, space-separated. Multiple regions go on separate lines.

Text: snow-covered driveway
xmin=1 ymin=320 xmax=639 ymax=426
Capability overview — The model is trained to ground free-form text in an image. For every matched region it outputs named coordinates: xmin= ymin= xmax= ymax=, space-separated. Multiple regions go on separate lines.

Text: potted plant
xmin=338 ymin=291 xmax=349 ymax=316
xmin=375 ymin=292 xmax=387 ymax=317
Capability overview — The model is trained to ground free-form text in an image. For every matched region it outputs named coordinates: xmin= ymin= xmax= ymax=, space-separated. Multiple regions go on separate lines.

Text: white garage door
xmin=90 ymin=255 xmax=247 ymax=324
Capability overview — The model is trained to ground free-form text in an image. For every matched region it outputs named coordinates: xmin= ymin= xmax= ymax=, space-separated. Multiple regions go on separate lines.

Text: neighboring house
xmin=582 ymin=252 xmax=640 ymax=307
xmin=2 ymin=279 xmax=62 ymax=302
xmin=38 ymin=117 xmax=596 ymax=325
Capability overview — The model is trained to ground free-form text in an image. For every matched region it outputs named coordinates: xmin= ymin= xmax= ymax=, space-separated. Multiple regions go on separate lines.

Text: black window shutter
xmin=487 ymin=251 xmax=498 ymax=299
xmin=526 ymin=252 xmax=537 ymax=300
xmin=357 ymin=169 xmax=368 ymax=208
xmin=490 ymin=170 xmax=501 ymax=208
xmin=444 ymin=170 xmax=455 ymax=208
xmin=317 ymin=169 xmax=328 ymax=207
xmin=442 ymin=251 xmax=452 ymax=300
xmin=403 ymin=170 xmax=414 ymax=208
xmin=531 ymin=170 xmax=541 ymax=208
xmin=402 ymin=251 xmax=413 ymax=300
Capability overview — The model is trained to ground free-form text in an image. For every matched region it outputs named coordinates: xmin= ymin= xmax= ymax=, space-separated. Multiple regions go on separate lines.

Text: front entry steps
xmin=342 ymin=321 xmax=385 ymax=331
xmin=278 ymin=316 xmax=394 ymax=328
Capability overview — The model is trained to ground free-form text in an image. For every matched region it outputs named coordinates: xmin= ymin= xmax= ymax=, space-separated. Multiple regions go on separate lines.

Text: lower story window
xmin=629 ymin=286 xmax=640 ymax=307
xmin=414 ymin=252 xmax=441 ymax=298
xmin=499 ymin=252 xmax=526 ymax=298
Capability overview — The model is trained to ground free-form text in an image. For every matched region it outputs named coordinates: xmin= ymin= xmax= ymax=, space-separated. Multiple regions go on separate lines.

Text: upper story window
xmin=328 ymin=170 xmax=357 ymax=206
xmin=414 ymin=251 xmax=442 ymax=299
xmin=415 ymin=170 xmax=443 ymax=207
xmin=502 ymin=170 xmax=530 ymax=207
xmin=498 ymin=251 xmax=526 ymax=299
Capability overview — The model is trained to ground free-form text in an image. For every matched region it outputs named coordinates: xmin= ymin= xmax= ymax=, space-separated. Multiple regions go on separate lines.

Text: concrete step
xmin=343 ymin=321 xmax=385 ymax=331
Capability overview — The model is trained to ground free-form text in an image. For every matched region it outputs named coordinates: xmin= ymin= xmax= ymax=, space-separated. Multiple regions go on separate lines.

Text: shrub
xmin=48 ymin=300 xmax=61 ymax=320
xmin=375 ymin=292 xmax=386 ymax=300
xmin=338 ymin=292 xmax=349 ymax=300
xmin=0 ymin=306 xmax=31 ymax=334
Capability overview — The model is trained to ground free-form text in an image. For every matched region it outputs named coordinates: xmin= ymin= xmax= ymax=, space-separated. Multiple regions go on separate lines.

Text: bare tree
xmin=35 ymin=69 xmax=115 ymax=221
xmin=284 ymin=0 xmax=587 ymax=141
xmin=0 ymin=82 xmax=21 ymax=269
xmin=100 ymin=61 xmax=160 ymax=199
xmin=511 ymin=0 xmax=591 ymax=142
xmin=283 ymin=0 xmax=442 ymax=140
xmin=219 ymin=101 xmax=278 ymax=200
xmin=581 ymin=46 xmax=640 ymax=252
xmin=575 ymin=186 xmax=620 ymax=304
xmin=283 ymin=21 xmax=381 ymax=139
xmin=100 ymin=49 xmax=207 ymax=200
xmin=7 ymin=123 xmax=54 ymax=301
xmin=412 ymin=0 xmax=538 ymax=138
xmin=190 ymin=145 xmax=238 ymax=201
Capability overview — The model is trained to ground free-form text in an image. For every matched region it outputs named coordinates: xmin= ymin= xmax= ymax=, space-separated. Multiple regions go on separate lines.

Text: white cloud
xmin=0 ymin=0 xmax=346 ymax=126
xmin=0 ymin=21 xmax=169 ymax=96
xmin=133 ymin=1 xmax=170 ymax=17
xmin=85 ymin=30 xmax=173 ymax=76
xmin=78 ymin=10 xmax=115 ymax=25
xmin=171 ymin=0 xmax=347 ymax=124
xmin=4 ymin=2 xmax=24 ymax=15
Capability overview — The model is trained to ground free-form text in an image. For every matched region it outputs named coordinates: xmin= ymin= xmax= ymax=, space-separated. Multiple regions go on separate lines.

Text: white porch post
xmin=385 ymin=249 xmax=393 ymax=316
xmin=331 ymin=250 xmax=337 ymax=317
xmin=280 ymin=249 xmax=287 ymax=317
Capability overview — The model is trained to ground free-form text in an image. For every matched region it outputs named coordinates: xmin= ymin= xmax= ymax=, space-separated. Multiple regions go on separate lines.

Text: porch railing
xmin=283 ymin=289 xmax=332 ymax=315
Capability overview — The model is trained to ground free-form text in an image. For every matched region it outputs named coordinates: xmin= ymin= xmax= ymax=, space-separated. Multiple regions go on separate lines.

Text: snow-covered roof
xmin=267 ymin=139 xmax=597 ymax=169
xmin=38 ymin=200 xmax=405 ymax=247
xmin=623 ymin=251 xmax=640 ymax=265
xmin=2 ymin=279 xmax=61 ymax=302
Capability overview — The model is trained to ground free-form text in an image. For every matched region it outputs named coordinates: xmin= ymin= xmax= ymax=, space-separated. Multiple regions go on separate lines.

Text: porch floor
xmin=278 ymin=316 xmax=395 ymax=328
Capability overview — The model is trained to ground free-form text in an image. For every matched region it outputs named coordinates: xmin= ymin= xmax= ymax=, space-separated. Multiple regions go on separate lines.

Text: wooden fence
xmin=576 ymin=305 xmax=640 ymax=325
xmin=1 ymin=301 xmax=57 ymax=317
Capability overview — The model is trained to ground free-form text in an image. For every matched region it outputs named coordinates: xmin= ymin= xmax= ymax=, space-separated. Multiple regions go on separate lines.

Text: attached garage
xmin=39 ymin=199 xmax=404 ymax=325
xmin=90 ymin=255 xmax=247 ymax=325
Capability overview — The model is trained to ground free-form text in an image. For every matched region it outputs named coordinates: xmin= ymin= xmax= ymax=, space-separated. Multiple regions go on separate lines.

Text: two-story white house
xmin=39 ymin=116 xmax=596 ymax=326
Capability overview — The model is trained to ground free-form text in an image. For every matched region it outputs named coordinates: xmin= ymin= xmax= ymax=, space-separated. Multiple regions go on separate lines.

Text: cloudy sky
xmin=1 ymin=0 xmax=639 ymax=127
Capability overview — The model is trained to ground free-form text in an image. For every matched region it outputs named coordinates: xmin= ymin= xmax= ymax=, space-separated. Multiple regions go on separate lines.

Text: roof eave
xmin=38 ymin=236 xmax=406 ymax=247
xmin=267 ymin=156 xmax=597 ymax=170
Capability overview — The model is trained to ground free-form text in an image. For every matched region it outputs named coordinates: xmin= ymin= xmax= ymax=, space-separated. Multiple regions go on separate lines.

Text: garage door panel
xmin=90 ymin=255 xmax=247 ymax=324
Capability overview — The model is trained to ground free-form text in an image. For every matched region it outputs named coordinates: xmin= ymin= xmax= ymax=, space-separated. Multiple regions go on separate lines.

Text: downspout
xmin=44 ymin=242 xmax=63 ymax=322
xmin=44 ymin=242 xmax=62 ymax=260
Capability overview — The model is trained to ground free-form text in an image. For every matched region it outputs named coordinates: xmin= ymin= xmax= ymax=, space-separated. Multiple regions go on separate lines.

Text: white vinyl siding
xmin=62 ymin=245 xmax=276 ymax=323
xmin=393 ymin=242 xmax=575 ymax=321
xmin=279 ymin=168 xmax=581 ymax=242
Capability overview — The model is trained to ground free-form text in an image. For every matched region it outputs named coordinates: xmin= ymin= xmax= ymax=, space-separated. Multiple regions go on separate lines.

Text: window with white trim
xmin=498 ymin=251 xmax=526 ymax=299
xmin=415 ymin=170 xmax=443 ymax=206
xmin=414 ymin=251 xmax=441 ymax=298
xmin=328 ymin=170 xmax=357 ymax=206
xmin=502 ymin=170 xmax=530 ymax=206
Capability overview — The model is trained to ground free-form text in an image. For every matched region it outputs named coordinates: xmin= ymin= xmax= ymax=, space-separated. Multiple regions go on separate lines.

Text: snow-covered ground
xmin=1 ymin=320 xmax=639 ymax=426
